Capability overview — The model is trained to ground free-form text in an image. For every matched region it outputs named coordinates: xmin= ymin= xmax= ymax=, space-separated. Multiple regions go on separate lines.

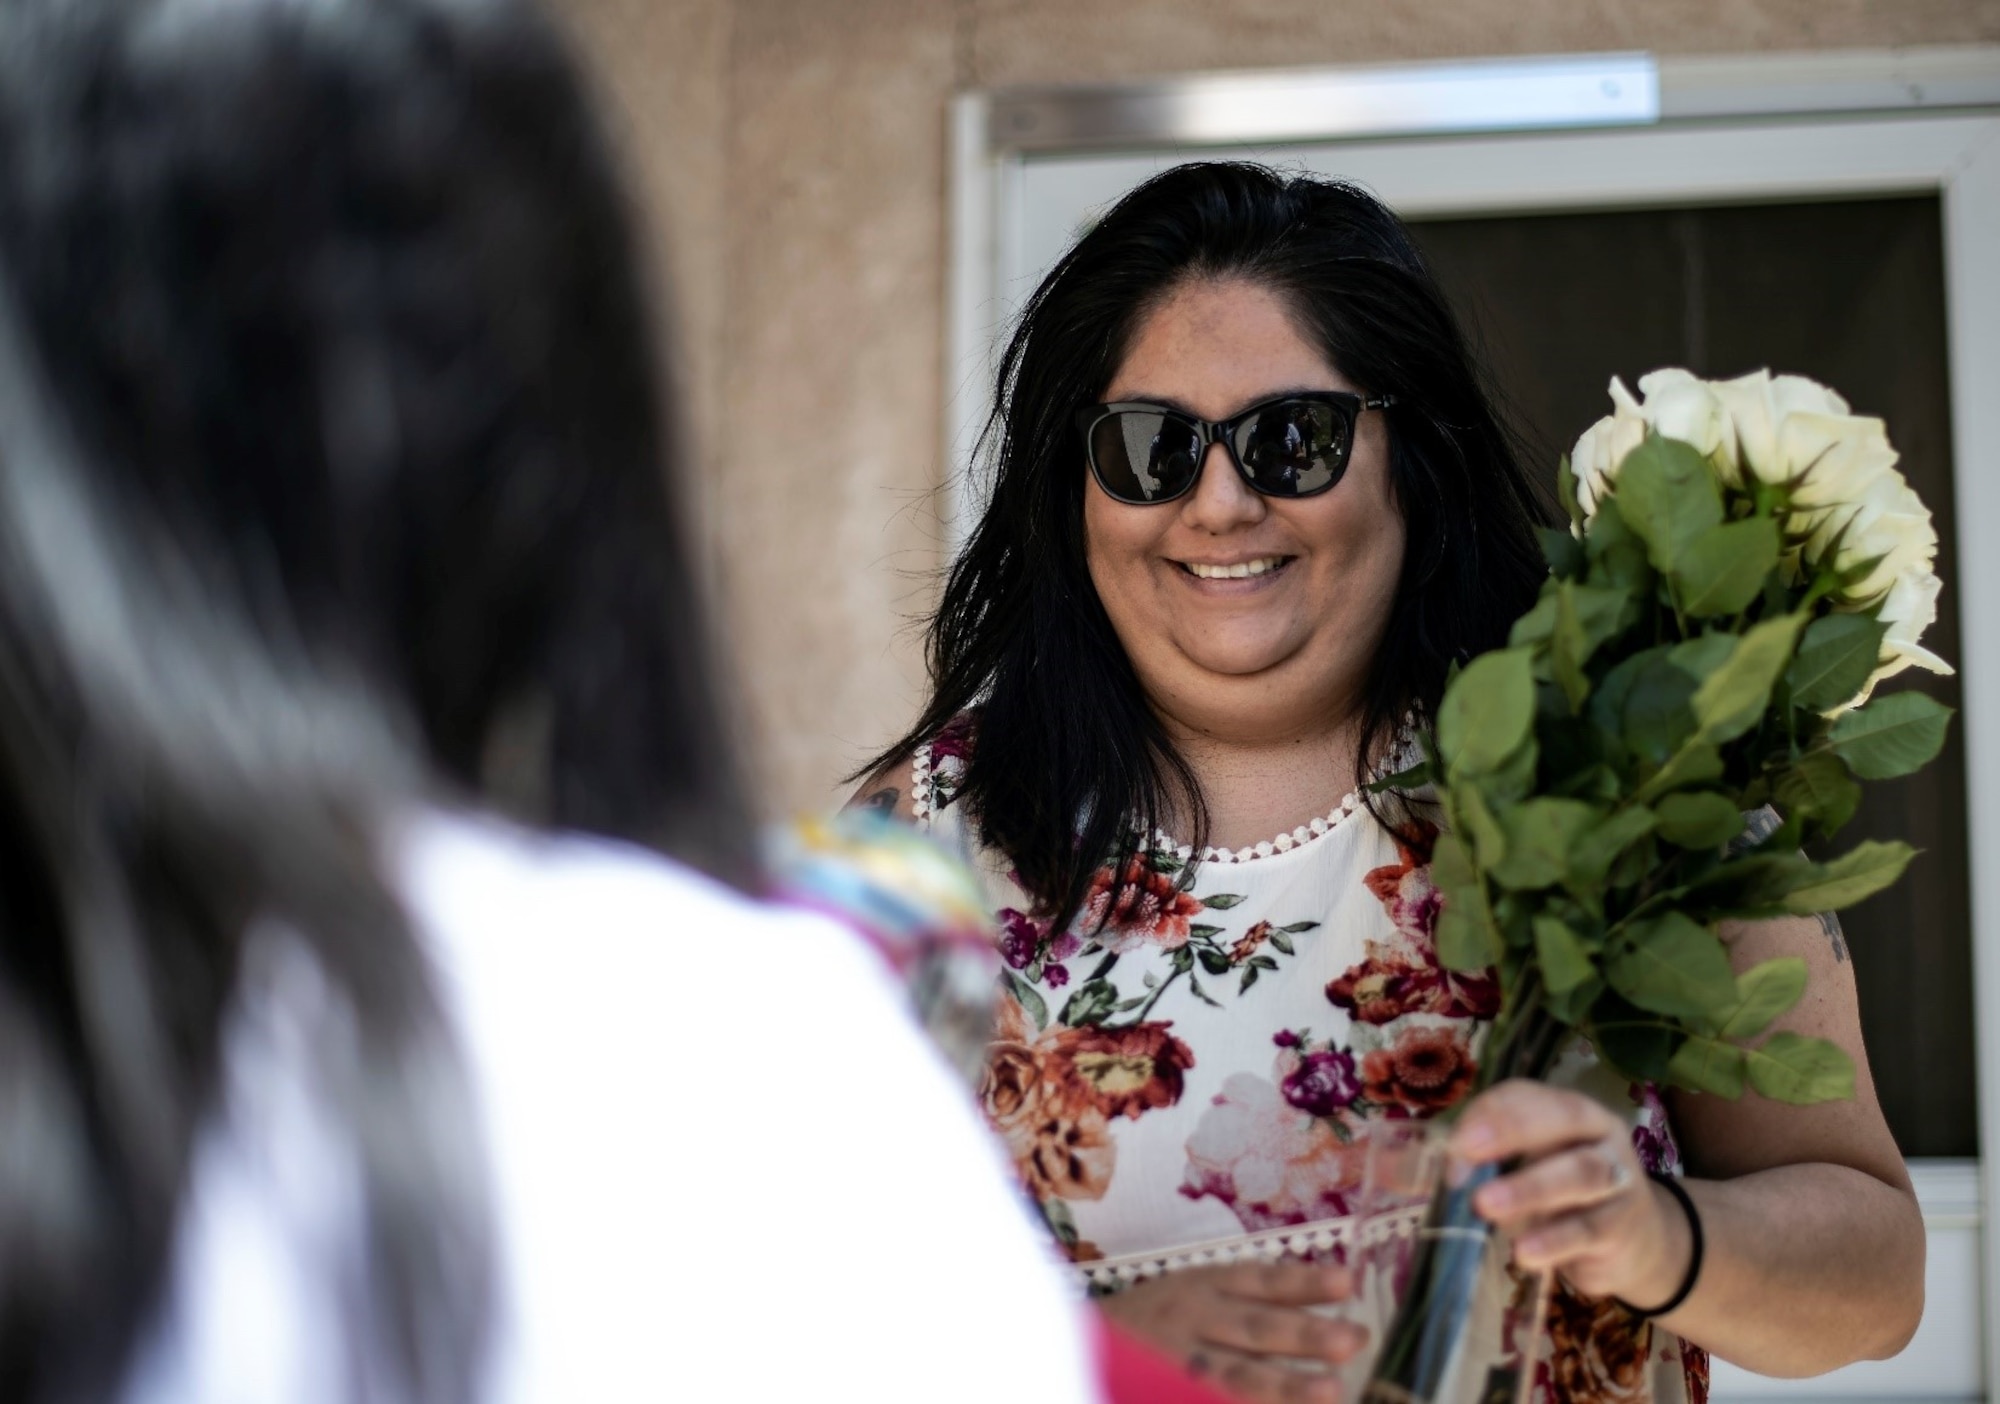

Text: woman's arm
xmin=1452 ymin=910 xmax=1923 ymax=1377
xmin=1657 ymin=909 xmax=1924 ymax=1374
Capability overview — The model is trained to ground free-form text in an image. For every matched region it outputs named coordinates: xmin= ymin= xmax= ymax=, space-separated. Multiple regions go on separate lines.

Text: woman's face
xmin=1085 ymin=277 xmax=1406 ymax=742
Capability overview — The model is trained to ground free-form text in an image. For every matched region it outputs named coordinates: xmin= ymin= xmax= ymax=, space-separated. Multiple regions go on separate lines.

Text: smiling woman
xmin=853 ymin=162 xmax=1922 ymax=1404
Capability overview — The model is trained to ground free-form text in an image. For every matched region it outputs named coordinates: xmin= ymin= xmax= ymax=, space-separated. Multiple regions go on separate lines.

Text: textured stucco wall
xmin=557 ymin=0 xmax=2000 ymax=818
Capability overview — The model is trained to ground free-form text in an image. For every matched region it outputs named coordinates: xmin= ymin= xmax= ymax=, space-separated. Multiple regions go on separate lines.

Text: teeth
xmin=1186 ymin=557 xmax=1286 ymax=580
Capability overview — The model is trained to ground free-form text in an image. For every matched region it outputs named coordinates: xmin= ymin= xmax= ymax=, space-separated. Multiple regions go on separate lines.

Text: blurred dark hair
xmin=0 ymin=0 xmax=754 ymax=1397
xmin=866 ymin=161 xmax=1554 ymax=932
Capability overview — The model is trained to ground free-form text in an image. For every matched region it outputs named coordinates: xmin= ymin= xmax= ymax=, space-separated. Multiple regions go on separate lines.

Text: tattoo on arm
xmin=1717 ymin=806 xmax=1846 ymax=960
xmin=857 ymin=787 xmax=900 ymax=816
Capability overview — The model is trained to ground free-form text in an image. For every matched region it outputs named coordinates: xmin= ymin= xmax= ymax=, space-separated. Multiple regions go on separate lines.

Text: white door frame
xmin=945 ymin=47 xmax=2000 ymax=1400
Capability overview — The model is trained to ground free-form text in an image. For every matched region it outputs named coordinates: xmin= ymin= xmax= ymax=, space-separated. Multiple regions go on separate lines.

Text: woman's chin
xmin=1171 ymin=639 xmax=1313 ymax=683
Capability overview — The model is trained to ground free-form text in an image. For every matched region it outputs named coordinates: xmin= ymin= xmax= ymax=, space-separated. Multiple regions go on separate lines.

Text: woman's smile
xmin=1175 ymin=553 xmax=1297 ymax=587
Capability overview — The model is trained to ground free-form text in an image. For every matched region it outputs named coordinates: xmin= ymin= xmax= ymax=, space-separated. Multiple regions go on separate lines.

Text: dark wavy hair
xmin=867 ymin=161 xmax=1554 ymax=933
xmin=0 ymin=0 xmax=754 ymax=1398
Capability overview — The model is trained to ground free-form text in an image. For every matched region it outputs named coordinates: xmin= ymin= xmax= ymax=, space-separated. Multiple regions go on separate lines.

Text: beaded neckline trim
xmin=910 ymin=745 xmax=939 ymax=825
xmin=1073 ymin=1204 xmax=1427 ymax=1296
xmin=910 ymin=719 xmax=1423 ymax=868
xmin=1148 ymin=787 xmax=1365 ymax=866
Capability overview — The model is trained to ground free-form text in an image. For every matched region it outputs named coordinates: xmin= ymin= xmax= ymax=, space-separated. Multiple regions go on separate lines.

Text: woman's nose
xmin=1179 ymin=440 xmax=1266 ymax=533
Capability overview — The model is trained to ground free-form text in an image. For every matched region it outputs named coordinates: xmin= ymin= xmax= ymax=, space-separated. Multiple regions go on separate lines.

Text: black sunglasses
xmin=1076 ymin=390 xmax=1394 ymax=505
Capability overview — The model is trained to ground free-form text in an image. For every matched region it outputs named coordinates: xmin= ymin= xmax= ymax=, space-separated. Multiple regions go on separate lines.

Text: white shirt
xmin=125 ymin=811 xmax=1098 ymax=1403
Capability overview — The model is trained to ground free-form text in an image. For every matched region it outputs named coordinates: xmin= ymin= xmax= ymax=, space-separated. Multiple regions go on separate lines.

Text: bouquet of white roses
xmin=1361 ymin=369 xmax=1953 ymax=1404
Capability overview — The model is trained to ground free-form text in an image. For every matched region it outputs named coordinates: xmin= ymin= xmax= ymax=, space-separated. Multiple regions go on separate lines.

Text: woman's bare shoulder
xmin=840 ymin=714 xmax=975 ymax=825
xmin=841 ymin=756 xmax=923 ymax=823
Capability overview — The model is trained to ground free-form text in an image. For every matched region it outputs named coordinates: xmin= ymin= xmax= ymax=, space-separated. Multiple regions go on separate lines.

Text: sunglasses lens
xmin=1237 ymin=399 xmax=1351 ymax=496
xmin=1089 ymin=411 xmax=1203 ymax=503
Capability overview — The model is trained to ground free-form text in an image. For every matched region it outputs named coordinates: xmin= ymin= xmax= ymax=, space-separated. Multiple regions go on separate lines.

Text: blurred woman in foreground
xmin=0 ymin=1 xmax=1094 ymax=1399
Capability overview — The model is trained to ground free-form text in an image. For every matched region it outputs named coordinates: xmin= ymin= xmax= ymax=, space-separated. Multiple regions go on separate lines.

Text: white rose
xmin=1708 ymin=370 xmax=1853 ymax=487
xmin=1809 ymin=470 xmax=1937 ymax=603
xmin=1569 ymin=377 xmax=1648 ymax=518
xmin=1846 ymin=565 xmax=1954 ymax=708
xmin=1635 ymin=368 xmax=1733 ymax=480
xmin=1778 ymin=412 xmax=1901 ymax=514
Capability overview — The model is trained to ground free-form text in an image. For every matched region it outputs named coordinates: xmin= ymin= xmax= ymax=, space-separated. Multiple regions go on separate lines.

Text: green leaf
xmin=1431 ymin=834 xmax=1502 ymax=973
xmin=1475 ymin=735 xmax=1541 ymax=807
xmin=1007 ymin=971 xmax=1049 ymax=1030
xmin=1490 ymin=798 xmax=1602 ymax=890
xmin=1653 ymin=792 xmax=1744 ymax=849
xmin=1186 ymin=923 xmax=1224 ymax=939
xmin=1534 ymin=914 xmax=1597 ymax=995
xmin=1239 ymin=966 xmax=1260 ymax=994
xmin=1556 ymin=453 xmax=1582 ymax=527
xmin=1666 ymin=631 xmax=1738 ymax=683
xmin=1673 ymin=517 xmax=1780 ymax=617
xmin=1569 ymin=806 xmax=1656 ymax=885
xmin=1551 ymin=586 xmax=1590 ymax=712
xmin=1455 ymin=784 xmax=1509 ymax=871
xmin=1556 ymin=763 xmax=1625 ymax=805
xmin=1508 ymin=590 xmax=1559 ymax=649
xmin=1787 ymin=613 xmax=1889 ymax=713
xmin=1438 ymin=648 xmax=1537 ymax=775
xmin=1197 ymin=947 xmax=1232 ymax=976
xmin=1365 ymin=758 xmax=1433 ymax=794
xmin=1547 ymin=974 xmax=1605 ymax=1027
xmin=1666 ymin=1036 xmax=1748 ymax=1097
xmin=1744 ymin=1032 xmax=1856 ymax=1104
xmin=1058 ymin=978 xmax=1118 ymax=1027
xmin=1772 ymin=751 xmax=1861 ymax=836
xmin=1829 ymin=691 xmax=1954 ymax=781
xmin=1589 ymin=996 xmax=1677 ymax=1082
xmin=1633 ymin=741 xmax=1726 ymax=805
xmin=1692 ymin=613 xmax=1808 ymax=744
xmin=1279 ymin=921 xmax=1319 ymax=934
xmin=1676 ymin=852 xmax=1812 ymax=917
xmin=1612 ymin=434 xmax=1725 ymax=570
xmin=1622 ymin=654 xmax=1701 ymax=764
xmin=1605 ymin=911 xmax=1738 ymax=1020
xmin=1587 ymin=645 xmax=1659 ymax=743
xmin=1780 ymin=841 xmax=1914 ymax=914
xmin=1546 ymin=582 xmax=1632 ymax=712
xmin=1582 ymin=496 xmax=1654 ymax=592
xmin=1569 ymin=582 xmax=1634 ymax=651
xmin=1269 ymin=931 xmax=1295 ymax=956
xmin=1188 ymin=975 xmax=1223 ymax=1009
xmin=1714 ymin=957 xmax=1809 ymax=1040
xmin=1540 ymin=525 xmax=1586 ymax=579
xmin=1202 ymin=892 xmax=1249 ymax=910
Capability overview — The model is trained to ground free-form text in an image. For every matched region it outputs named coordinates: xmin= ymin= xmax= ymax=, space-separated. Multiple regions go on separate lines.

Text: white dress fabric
xmin=123 ymin=810 xmax=1099 ymax=1404
xmin=912 ymin=726 xmax=1703 ymax=1404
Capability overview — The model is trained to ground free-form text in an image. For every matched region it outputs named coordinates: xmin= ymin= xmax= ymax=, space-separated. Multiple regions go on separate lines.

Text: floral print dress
xmin=912 ymin=722 xmax=1707 ymax=1404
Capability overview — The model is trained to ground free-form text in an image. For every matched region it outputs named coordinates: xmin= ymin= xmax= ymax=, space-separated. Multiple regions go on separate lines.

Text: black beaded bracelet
xmin=1616 ymin=1172 xmax=1704 ymax=1320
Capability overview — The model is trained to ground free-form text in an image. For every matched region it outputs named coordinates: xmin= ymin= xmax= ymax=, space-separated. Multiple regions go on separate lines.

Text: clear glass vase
xmin=1348 ymin=1121 xmax=1549 ymax=1404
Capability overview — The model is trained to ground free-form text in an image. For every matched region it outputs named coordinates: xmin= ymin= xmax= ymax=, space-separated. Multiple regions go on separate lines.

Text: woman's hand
xmin=1447 ymin=1080 xmax=1693 ymax=1310
xmin=1097 ymin=1261 xmax=1368 ymax=1404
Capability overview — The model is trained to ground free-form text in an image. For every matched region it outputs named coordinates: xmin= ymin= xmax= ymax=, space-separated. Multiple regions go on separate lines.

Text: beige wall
xmin=559 ymin=0 xmax=2000 ymax=819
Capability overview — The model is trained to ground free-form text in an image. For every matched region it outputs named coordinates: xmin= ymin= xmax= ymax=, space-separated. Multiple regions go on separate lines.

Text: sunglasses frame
xmin=1075 ymin=390 xmax=1396 ymax=505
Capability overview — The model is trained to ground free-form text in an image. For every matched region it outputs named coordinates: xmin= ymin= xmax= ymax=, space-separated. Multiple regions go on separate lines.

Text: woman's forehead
xmin=1106 ymin=278 xmax=1353 ymax=415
